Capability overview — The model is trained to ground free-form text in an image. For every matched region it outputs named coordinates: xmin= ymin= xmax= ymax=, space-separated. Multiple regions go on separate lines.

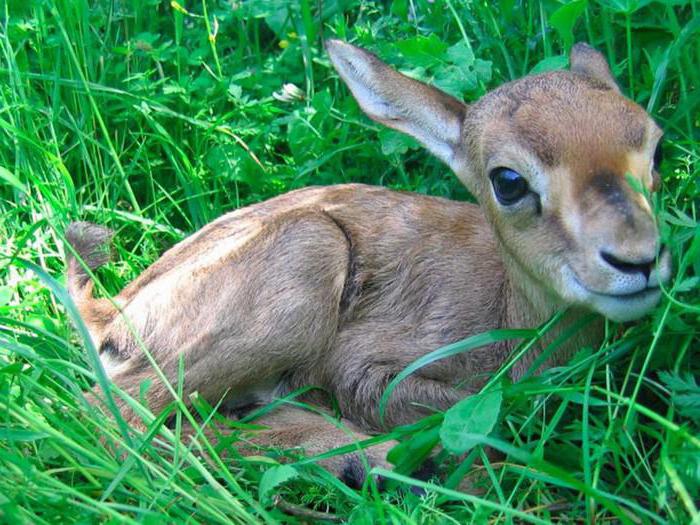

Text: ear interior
xmin=326 ymin=39 xmax=467 ymax=166
xmin=570 ymin=43 xmax=620 ymax=92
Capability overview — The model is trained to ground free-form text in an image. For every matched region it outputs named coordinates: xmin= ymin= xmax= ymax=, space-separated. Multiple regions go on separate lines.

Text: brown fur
xmin=64 ymin=41 xmax=670 ymax=485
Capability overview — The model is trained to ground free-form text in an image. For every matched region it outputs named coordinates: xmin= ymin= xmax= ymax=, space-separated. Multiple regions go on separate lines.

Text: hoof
xmin=338 ymin=453 xmax=389 ymax=491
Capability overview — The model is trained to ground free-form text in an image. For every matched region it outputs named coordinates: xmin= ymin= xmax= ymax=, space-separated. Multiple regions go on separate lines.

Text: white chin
xmin=586 ymin=288 xmax=662 ymax=322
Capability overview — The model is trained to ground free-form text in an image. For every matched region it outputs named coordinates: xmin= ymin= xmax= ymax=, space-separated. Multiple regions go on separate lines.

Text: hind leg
xmin=89 ymin=210 xmax=352 ymax=428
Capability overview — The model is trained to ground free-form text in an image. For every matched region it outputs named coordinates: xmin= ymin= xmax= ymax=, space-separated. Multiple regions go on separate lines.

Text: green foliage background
xmin=0 ymin=0 xmax=698 ymax=523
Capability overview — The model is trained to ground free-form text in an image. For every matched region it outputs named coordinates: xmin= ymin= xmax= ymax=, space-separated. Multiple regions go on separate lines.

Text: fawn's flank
xmin=65 ymin=41 xmax=670 ymax=486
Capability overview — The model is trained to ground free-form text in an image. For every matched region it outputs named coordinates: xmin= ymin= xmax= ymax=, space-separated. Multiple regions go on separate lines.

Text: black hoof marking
xmin=408 ymin=457 xmax=438 ymax=496
xmin=412 ymin=457 xmax=438 ymax=482
xmin=340 ymin=455 xmax=367 ymax=490
xmin=340 ymin=454 xmax=388 ymax=491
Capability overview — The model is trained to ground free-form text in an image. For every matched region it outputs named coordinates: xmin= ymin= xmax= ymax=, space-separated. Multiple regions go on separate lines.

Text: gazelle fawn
xmin=66 ymin=41 xmax=670 ymax=486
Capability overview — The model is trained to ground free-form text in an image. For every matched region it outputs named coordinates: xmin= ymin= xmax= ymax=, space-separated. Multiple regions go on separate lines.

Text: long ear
xmin=326 ymin=39 xmax=467 ymax=167
xmin=570 ymin=43 xmax=620 ymax=92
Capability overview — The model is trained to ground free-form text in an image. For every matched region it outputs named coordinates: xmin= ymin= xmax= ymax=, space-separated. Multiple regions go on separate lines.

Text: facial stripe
xmin=590 ymin=171 xmax=635 ymax=226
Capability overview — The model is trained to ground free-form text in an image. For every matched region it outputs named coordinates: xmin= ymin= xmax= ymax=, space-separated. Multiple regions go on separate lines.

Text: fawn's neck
xmin=500 ymin=253 xmax=603 ymax=380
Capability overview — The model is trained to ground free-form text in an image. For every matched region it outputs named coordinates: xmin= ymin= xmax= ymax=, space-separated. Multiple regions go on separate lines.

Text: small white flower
xmin=273 ymin=83 xmax=304 ymax=102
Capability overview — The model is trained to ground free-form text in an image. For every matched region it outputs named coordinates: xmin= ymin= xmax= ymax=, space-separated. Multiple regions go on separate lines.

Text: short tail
xmin=65 ymin=221 xmax=114 ymax=301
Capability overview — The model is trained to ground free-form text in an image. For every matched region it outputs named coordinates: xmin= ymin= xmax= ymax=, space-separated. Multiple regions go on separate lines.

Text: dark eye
xmin=490 ymin=168 xmax=529 ymax=205
xmin=653 ymin=142 xmax=663 ymax=170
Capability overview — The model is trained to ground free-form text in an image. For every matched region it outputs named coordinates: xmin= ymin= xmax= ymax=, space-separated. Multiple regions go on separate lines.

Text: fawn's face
xmin=464 ymin=71 xmax=671 ymax=321
xmin=328 ymin=40 xmax=671 ymax=322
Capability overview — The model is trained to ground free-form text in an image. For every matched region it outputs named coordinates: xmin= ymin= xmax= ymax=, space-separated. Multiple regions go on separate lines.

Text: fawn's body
xmin=66 ymin=42 xmax=670 ymax=485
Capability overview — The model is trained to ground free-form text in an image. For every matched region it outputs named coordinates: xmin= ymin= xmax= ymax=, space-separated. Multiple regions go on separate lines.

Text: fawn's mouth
xmin=563 ymin=266 xmax=663 ymax=322
xmin=570 ymin=270 xmax=663 ymax=302
xmin=590 ymin=283 xmax=662 ymax=300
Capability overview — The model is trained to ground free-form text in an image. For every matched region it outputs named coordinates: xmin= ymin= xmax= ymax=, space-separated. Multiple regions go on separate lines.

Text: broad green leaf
xmin=446 ymin=41 xmax=474 ymax=66
xmin=473 ymin=59 xmax=493 ymax=83
xmin=549 ymin=0 xmax=587 ymax=49
xmin=244 ymin=0 xmax=293 ymax=36
xmin=435 ymin=64 xmax=478 ymax=98
xmin=258 ymin=465 xmax=299 ymax=503
xmin=530 ymin=55 xmax=568 ymax=75
xmin=440 ymin=389 xmax=503 ymax=454
xmin=395 ymin=35 xmax=448 ymax=68
xmin=391 ymin=0 xmax=408 ymax=21
xmin=378 ymin=128 xmax=419 ymax=156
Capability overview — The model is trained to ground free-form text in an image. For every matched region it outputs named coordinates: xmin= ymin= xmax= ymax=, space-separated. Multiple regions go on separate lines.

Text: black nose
xmin=600 ymin=250 xmax=659 ymax=281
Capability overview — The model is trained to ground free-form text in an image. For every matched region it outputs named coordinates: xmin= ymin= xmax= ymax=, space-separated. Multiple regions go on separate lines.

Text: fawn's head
xmin=327 ymin=40 xmax=671 ymax=322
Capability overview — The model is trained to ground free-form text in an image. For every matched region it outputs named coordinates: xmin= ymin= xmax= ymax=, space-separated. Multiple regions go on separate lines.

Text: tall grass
xmin=1 ymin=0 xmax=698 ymax=523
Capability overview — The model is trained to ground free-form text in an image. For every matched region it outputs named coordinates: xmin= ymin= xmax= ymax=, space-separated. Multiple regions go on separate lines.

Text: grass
xmin=0 ymin=0 xmax=698 ymax=523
